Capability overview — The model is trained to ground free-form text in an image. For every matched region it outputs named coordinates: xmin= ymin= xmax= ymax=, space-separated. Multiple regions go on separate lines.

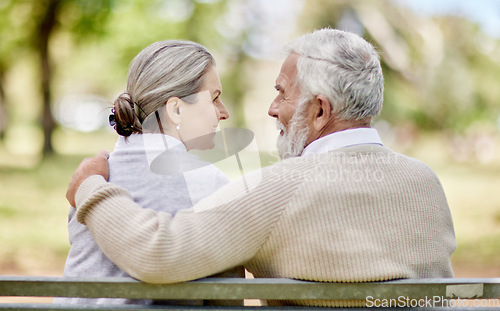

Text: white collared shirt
xmin=301 ymin=128 xmax=383 ymax=157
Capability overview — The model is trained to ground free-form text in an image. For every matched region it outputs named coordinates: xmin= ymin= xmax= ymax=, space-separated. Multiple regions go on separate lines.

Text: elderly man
xmin=67 ymin=29 xmax=456 ymax=307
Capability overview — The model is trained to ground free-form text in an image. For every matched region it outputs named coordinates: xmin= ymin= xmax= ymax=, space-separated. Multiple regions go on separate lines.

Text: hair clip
xmin=109 ymin=109 xmax=116 ymax=127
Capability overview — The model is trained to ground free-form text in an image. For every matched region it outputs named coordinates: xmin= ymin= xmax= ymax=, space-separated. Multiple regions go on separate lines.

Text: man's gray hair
xmin=284 ymin=28 xmax=384 ymax=120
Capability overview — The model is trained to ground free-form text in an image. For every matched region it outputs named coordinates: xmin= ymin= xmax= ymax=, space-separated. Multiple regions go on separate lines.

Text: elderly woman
xmin=57 ymin=40 xmax=243 ymax=306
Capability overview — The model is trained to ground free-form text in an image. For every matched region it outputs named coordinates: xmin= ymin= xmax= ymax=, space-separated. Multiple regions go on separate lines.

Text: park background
xmin=0 ymin=0 xmax=499 ymax=282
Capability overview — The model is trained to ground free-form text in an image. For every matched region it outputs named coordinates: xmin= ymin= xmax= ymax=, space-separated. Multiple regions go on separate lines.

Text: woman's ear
xmin=312 ymin=94 xmax=331 ymax=131
xmin=165 ymin=97 xmax=181 ymax=126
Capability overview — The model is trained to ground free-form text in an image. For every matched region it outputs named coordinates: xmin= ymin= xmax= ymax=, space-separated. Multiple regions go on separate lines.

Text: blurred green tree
xmin=0 ymin=0 xmax=114 ymax=155
xmin=51 ymin=0 xmax=250 ymax=128
xmin=0 ymin=1 xmax=28 ymax=141
xmin=94 ymin=0 xmax=248 ymax=127
xmin=0 ymin=0 xmax=252 ymax=156
xmin=35 ymin=0 xmax=114 ymax=156
xmin=299 ymin=0 xmax=500 ymax=133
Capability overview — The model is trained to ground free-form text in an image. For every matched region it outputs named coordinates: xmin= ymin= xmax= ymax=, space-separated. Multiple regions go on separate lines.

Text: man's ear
xmin=165 ymin=97 xmax=181 ymax=125
xmin=312 ymin=94 xmax=332 ymax=131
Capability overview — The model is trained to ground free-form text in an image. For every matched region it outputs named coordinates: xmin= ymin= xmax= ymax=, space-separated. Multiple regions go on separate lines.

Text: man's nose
xmin=268 ymin=100 xmax=279 ymax=118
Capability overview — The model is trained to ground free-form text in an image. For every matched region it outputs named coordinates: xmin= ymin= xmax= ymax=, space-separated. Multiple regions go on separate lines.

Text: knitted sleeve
xmin=75 ymin=162 xmax=304 ymax=284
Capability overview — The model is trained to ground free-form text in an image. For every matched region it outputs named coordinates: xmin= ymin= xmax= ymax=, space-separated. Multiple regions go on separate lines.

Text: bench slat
xmin=0 ymin=277 xmax=499 ymax=300
xmin=0 ymin=304 xmax=499 ymax=311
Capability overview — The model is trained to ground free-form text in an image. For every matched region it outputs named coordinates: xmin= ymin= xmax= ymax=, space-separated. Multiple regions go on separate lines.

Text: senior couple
xmin=64 ymin=28 xmax=456 ymax=308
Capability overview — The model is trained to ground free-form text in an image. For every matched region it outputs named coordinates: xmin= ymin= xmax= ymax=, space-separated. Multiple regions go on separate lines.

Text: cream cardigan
xmin=76 ymin=145 xmax=456 ymax=307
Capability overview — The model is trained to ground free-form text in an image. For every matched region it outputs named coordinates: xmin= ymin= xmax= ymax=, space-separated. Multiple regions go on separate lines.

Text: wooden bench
xmin=0 ymin=276 xmax=499 ymax=310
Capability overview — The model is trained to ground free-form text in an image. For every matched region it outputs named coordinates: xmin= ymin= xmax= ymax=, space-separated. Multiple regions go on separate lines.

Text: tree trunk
xmin=37 ymin=0 xmax=60 ymax=156
xmin=0 ymin=67 xmax=7 ymax=140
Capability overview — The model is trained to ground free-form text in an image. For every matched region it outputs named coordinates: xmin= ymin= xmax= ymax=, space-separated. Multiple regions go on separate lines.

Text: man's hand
xmin=66 ymin=150 xmax=110 ymax=207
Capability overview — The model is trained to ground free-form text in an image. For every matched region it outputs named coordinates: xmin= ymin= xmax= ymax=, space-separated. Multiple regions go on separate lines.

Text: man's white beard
xmin=276 ymin=106 xmax=310 ymax=159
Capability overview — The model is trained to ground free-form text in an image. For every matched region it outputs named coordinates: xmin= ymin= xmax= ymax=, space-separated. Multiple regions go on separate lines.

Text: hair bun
xmin=113 ymin=92 xmax=142 ymax=137
xmin=119 ymin=92 xmax=133 ymax=105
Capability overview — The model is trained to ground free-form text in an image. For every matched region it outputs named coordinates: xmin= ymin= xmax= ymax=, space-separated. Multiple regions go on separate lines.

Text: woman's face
xmin=178 ymin=65 xmax=229 ymax=150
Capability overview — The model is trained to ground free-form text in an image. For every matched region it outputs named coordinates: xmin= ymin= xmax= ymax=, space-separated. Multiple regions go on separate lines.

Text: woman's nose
xmin=217 ymin=101 xmax=230 ymax=120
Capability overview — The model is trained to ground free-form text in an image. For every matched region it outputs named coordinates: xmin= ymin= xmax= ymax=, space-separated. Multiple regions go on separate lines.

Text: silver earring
xmin=176 ymin=124 xmax=180 ymax=130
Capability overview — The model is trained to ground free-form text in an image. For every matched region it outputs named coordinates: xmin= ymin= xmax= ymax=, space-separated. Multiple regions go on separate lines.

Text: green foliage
xmin=299 ymin=0 xmax=500 ymax=133
xmin=0 ymin=0 xmax=247 ymax=153
xmin=0 ymin=205 xmax=18 ymax=218
xmin=59 ymin=0 xmax=114 ymax=40
xmin=2 ymin=0 xmax=500 ymax=154
xmin=0 ymin=1 xmax=30 ymax=67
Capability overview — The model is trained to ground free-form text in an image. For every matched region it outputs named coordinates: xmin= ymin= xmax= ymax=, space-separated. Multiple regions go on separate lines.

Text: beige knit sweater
xmin=76 ymin=145 xmax=456 ymax=307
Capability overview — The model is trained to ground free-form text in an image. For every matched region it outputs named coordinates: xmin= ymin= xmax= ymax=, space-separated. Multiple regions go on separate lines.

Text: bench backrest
xmin=1 ymin=277 xmax=499 ymax=309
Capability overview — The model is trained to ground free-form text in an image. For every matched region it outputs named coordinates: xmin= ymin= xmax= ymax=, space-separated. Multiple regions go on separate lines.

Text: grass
xmin=0 ymin=130 xmax=498 ymax=277
xmin=0 ymin=128 xmax=117 ymax=275
xmin=0 ymin=152 xmax=86 ymax=274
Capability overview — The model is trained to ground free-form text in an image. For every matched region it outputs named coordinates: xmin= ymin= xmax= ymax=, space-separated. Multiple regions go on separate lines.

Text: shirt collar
xmin=301 ymin=128 xmax=383 ymax=157
xmin=115 ymin=133 xmax=187 ymax=166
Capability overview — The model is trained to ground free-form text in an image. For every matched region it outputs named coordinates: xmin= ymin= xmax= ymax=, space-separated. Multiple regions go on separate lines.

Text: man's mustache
xmin=276 ymin=120 xmax=286 ymax=133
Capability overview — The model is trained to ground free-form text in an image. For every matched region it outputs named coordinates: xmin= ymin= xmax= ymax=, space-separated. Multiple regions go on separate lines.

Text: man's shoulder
xmin=316 ymin=144 xmax=439 ymax=177
xmin=261 ymin=144 xmax=438 ymax=175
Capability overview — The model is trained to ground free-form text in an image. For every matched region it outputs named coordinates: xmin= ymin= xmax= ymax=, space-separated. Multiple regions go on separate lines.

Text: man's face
xmin=268 ymin=53 xmax=310 ymax=159
xmin=269 ymin=53 xmax=301 ymax=134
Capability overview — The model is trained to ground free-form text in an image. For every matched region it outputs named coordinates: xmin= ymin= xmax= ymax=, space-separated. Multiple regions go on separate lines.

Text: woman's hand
xmin=66 ymin=150 xmax=110 ymax=207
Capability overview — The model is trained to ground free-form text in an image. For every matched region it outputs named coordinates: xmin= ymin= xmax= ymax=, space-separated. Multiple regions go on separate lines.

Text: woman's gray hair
xmin=113 ymin=40 xmax=215 ymax=136
xmin=284 ymin=28 xmax=384 ymax=121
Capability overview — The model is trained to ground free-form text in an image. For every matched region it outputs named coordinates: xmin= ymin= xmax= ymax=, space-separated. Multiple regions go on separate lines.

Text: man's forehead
xmin=276 ymin=53 xmax=299 ymax=88
xmin=275 ymin=72 xmax=290 ymax=88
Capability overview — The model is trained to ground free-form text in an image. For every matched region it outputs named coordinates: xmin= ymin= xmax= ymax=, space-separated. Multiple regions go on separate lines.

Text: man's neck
xmin=308 ymin=117 xmax=372 ymax=145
